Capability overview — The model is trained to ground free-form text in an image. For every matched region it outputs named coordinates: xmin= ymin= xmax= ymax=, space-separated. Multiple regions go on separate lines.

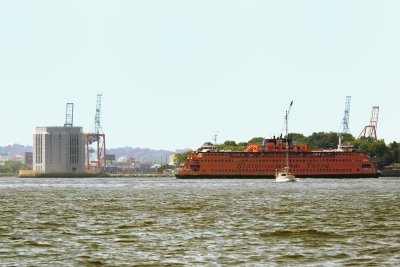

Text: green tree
xmin=368 ymin=140 xmax=389 ymax=157
xmin=341 ymin=133 xmax=355 ymax=143
xmin=368 ymin=140 xmax=392 ymax=168
xmin=307 ymin=132 xmax=340 ymax=149
xmin=0 ymin=160 xmax=25 ymax=173
xmin=389 ymin=142 xmax=400 ymax=163
xmin=218 ymin=140 xmax=240 ymax=151
xmin=288 ymin=133 xmax=307 ymax=144
xmin=223 ymin=140 xmax=237 ymax=146
xmin=353 ymin=139 xmax=395 ymax=168
xmin=174 ymin=151 xmax=193 ymax=166
xmin=218 ymin=143 xmax=246 ymax=152
xmin=248 ymin=137 xmax=264 ymax=145
xmin=353 ymin=139 xmax=370 ymax=154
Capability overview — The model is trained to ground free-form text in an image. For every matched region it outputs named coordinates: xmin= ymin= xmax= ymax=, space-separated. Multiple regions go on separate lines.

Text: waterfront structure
xmin=24 ymin=152 xmax=33 ymax=170
xmin=33 ymin=127 xmax=85 ymax=174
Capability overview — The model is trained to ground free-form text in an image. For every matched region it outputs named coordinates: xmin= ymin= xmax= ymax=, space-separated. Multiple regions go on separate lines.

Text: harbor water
xmin=0 ymin=177 xmax=399 ymax=266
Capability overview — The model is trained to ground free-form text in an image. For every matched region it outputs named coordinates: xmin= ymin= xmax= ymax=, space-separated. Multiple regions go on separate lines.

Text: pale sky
xmin=1 ymin=1 xmax=399 ymax=151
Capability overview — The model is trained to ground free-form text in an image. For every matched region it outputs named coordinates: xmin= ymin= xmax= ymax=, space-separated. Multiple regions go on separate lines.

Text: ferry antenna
xmin=213 ymin=131 xmax=219 ymax=145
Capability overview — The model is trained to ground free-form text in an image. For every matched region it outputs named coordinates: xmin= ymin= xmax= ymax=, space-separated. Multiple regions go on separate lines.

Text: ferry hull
xmin=176 ymin=173 xmax=380 ymax=179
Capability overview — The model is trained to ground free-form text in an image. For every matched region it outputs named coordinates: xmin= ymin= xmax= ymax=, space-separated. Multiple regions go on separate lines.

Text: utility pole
xmin=213 ymin=131 xmax=219 ymax=145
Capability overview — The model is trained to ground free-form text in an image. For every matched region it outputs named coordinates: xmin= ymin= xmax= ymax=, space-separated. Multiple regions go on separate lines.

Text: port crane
xmin=85 ymin=94 xmax=107 ymax=174
xmin=358 ymin=106 xmax=379 ymax=140
xmin=336 ymin=96 xmax=351 ymax=150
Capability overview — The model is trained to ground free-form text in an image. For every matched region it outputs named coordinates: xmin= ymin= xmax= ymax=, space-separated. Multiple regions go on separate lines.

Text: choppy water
xmin=0 ymin=177 xmax=399 ymax=266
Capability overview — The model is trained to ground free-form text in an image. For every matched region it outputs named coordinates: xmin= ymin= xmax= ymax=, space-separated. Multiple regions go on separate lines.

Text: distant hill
xmin=107 ymin=147 xmax=174 ymax=164
xmin=0 ymin=144 xmax=32 ymax=158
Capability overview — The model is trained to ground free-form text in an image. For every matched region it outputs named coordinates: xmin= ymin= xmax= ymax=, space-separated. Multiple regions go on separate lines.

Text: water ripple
xmin=0 ymin=177 xmax=399 ymax=265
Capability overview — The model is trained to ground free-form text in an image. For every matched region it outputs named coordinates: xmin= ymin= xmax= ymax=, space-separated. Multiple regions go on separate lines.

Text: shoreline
xmin=9 ymin=171 xmax=176 ymax=178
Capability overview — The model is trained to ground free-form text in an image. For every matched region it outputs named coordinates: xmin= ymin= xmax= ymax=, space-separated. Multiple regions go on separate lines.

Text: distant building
xmin=25 ymin=152 xmax=33 ymax=170
xmin=33 ymin=127 xmax=85 ymax=173
xmin=169 ymin=153 xmax=176 ymax=166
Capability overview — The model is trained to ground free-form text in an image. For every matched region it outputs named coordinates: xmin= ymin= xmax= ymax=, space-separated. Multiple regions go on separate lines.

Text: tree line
xmin=174 ymin=132 xmax=400 ymax=168
xmin=0 ymin=161 xmax=25 ymax=174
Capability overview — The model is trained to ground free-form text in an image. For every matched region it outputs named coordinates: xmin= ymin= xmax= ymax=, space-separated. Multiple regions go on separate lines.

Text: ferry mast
xmin=285 ymin=101 xmax=293 ymax=172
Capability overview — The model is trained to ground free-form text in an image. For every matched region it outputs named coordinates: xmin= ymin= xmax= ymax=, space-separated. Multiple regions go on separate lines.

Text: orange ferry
xmin=175 ymin=137 xmax=380 ymax=179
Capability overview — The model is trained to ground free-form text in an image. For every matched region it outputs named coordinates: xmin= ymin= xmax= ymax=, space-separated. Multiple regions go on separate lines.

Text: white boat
xmin=275 ymin=101 xmax=296 ymax=183
xmin=275 ymin=167 xmax=296 ymax=182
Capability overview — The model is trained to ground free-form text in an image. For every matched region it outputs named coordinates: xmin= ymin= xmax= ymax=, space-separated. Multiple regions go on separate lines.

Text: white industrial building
xmin=33 ymin=127 xmax=85 ymax=173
